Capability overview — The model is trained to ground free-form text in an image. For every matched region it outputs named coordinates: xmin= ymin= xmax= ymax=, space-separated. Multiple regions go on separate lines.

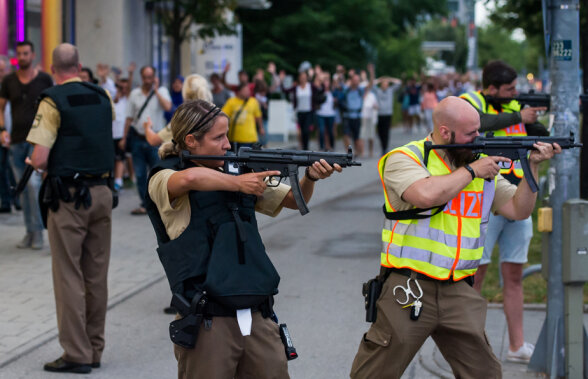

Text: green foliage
xmin=237 ymin=0 xmax=447 ymax=75
xmin=477 ymin=23 xmax=541 ymax=74
xmin=376 ymin=34 xmax=425 ymax=77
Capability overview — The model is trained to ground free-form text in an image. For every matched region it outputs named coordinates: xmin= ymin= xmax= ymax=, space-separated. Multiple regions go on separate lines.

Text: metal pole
xmin=529 ymin=0 xmax=581 ymax=377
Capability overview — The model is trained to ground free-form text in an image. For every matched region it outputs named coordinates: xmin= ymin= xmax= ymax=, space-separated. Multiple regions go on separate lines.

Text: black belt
xmin=386 ymin=267 xmax=474 ymax=286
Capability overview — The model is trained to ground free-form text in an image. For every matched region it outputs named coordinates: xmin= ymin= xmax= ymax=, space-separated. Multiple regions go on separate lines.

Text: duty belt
xmin=385 ymin=267 xmax=474 ymax=287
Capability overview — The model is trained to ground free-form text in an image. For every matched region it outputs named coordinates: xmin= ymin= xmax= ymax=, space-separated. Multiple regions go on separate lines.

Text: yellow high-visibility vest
xmin=461 ymin=90 xmax=527 ymax=178
xmin=378 ymin=138 xmax=496 ymax=281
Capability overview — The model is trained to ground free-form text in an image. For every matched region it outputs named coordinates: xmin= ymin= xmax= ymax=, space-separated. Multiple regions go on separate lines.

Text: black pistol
xmin=362 ymin=278 xmax=382 ymax=323
xmin=168 ymin=293 xmax=206 ymax=349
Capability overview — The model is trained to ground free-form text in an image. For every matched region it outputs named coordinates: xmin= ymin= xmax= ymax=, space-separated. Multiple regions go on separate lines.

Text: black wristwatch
xmin=464 ymin=164 xmax=476 ymax=180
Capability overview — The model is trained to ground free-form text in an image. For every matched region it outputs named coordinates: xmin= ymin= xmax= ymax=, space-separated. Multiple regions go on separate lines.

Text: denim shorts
xmin=480 ymin=213 xmax=533 ymax=265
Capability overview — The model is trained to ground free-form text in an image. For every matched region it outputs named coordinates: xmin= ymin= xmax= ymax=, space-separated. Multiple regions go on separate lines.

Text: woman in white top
xmin=281 ymin=71 xmax=323 ymax=150
xmin=315 ymin=74 xmax=337 ymax=151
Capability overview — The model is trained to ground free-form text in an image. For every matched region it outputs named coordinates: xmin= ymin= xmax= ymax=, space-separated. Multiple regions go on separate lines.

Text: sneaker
xmin=16 ymin=233 xmax=32 ymax=249
xmin=507 ymin=342 xmax=534 ymax=363
xmin=30 ymin=231 xmax=44 ymax=250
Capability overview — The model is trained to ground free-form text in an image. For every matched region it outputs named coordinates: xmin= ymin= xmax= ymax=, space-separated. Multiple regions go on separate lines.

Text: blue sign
xmin=552 ymin=40 xmax=572 ymax=61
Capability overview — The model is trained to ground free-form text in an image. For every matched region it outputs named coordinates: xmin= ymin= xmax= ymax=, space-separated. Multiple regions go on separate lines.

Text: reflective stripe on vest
xmin=460 ymin=91 xmax=527 ymax=178
xmin=379 ymin=138 xmax=496 ymax=280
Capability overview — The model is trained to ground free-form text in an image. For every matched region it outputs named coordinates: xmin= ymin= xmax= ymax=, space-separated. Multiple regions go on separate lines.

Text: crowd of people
xmin=0 ymin=40 xmax=556 ymax=378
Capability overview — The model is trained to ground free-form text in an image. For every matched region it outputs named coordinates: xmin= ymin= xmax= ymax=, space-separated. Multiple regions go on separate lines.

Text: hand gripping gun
xmin=423 ymin=133 xmax=582 ymax=193
xmin=181 ymin=146 xmax=361 ymax=215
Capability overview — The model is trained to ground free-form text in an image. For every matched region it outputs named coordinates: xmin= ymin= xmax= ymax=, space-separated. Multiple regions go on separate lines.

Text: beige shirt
xmin=383 ymin=140 xmax=517 ymax=213
xmin=27 ymin=77 xmax=116 ymax=148
xmin=157 ymin=124 xmax=173 ymax=143
xmin=148 ymin=169 xmax=291 ymax=240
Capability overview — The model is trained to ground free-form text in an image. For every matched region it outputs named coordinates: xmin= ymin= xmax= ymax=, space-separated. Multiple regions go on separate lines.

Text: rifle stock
xmin=182 ymin=146 xmax=361 ymax=215
xmin=424 ymin=133 xmax=582 ymax=193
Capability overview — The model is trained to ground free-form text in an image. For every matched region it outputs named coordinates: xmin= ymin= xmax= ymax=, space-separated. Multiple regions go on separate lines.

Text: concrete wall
xmin=76 ymin=0 xmax=150 ymax=85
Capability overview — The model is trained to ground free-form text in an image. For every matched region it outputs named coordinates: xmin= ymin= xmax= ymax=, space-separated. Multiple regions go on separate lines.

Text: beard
xmin=446 ymin=132 xmax=477 ymax=168
xmin=18 ymin=60 xmax=32 ymax=69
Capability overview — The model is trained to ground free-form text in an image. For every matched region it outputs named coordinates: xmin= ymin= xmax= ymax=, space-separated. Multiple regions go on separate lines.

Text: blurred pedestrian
xmin=0 ymin=40 xmax=52 ymax=249
xmin=0 ymin=55 xmax=18 ymax=212
xmin=165 ymin=75 xmax=184 ymax=123
xmin=421 ymin=82 xmax=438 ymax=134
xmin=27 ymin=43 xmax=115 ymax=374
xmin=210 ymin=72 xmax=232 ymax=108
xmin=281 ymin=70 xmax=324 ymax=150
xmin=254 ymin=79 xmax=269 ymax=146
xmin=359 ymin=88 xmax=378 ymax=158
xmin=112 ymin=78 xmax=131 ymax=191
xmin=315 ymin=73 xmax=337 ymax=151
xmin=120 ymin=65 xmax=171 ymax=215
xmin=222 ymin=83 xmax=264 ymax=151
xmin=374 ymin=76 xmax=402 ymax=156
xmin=339 ymin=64 xmax=374 ymax=155
xmin=79 ymin=66 xmax=98 ymax=84
xmin=144 ymin=73 xmax=213 ymax=148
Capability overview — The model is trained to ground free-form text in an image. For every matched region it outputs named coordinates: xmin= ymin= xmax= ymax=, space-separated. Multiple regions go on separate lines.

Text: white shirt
xmin=126 ymin=86 xmax=171 ymax=135
xmin=295 ymin=84 xmax=312 ymax=112
xmin=112 ymin=96 xmax=128 ymax=139
xmin=361 ymin=91 xmax=378 ymax=123
xmin=316 ymin=91 xmax=336 ymax=117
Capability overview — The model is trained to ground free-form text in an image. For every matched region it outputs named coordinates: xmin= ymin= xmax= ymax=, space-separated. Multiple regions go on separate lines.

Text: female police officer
xmin=145 ymin=99 xmax=341 ymax=378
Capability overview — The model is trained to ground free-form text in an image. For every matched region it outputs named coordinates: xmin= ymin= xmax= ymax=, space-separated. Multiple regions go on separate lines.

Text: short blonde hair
xmin=182 ymin=74 xmax=213 ymax=102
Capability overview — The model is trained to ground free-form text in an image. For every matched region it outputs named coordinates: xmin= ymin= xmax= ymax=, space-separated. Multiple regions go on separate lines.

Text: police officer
xmin=350 ymin=97 xmax=559 ymax=378
xmin=460 ymin=60 xmax=548 ymax=363
xmin=145 ymin=99 xmax=341 ymax=378
xmin=27 ymin=43 xmax=115 ymax=374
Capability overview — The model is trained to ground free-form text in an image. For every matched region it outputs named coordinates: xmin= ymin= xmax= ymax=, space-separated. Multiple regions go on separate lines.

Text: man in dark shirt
xmin=0 ymin=40 xmax=53 ymax=249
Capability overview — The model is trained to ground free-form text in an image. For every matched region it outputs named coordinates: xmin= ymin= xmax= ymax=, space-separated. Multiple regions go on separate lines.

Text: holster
xmin=169 ymin=292 xmax=207 ymax=349
xmin=361 ymin=267 xmax=392 ymax=323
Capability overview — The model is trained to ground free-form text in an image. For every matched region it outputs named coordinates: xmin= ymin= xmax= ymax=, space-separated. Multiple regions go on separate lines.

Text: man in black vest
xmin=26 ymin=43 xmax=115 ymax=374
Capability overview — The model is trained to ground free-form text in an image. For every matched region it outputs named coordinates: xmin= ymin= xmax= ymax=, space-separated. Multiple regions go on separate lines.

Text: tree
xmin=147 ymin=0 xmax=237 ymax=82
xmin=237 ymin=0 xmax=447 ymax=75
xmin=477 ymin=23 xmax=541 ymax=74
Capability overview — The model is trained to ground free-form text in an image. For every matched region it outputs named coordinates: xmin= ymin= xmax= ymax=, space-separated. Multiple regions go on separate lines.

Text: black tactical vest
xmin=145 ymin=156 xmax=280 ymax=310
xmin=40 ymin=81 xmax=114 ymax=177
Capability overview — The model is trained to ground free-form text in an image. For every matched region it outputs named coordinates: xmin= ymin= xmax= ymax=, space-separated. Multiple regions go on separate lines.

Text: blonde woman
xmin=143 ymin=74 xmax=213 ymax=146
xmin=145 ymin=99 xmax=341 ymax=378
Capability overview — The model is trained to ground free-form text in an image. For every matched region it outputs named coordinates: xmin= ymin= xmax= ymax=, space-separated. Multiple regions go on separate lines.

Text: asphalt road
xmin=1 ymin=180 xmax=437 ymax=379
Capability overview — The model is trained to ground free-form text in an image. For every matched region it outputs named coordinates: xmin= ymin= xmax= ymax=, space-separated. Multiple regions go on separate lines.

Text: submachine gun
xmin=181 ymin=146 xmax=361 ymax=215
xmin=424 ymin=133 xmax=582 ymax=193
xmin=486 ymin=90 xmax=551 ymax=110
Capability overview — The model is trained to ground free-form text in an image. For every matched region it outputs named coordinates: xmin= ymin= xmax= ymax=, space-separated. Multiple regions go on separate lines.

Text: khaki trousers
xmin=48 ymin=185 xmax=112 ymax=364
xmin=174 ymin=311 xmax=289 ymax=379
xmin=350 ymin=271 xmax=502 ymax=379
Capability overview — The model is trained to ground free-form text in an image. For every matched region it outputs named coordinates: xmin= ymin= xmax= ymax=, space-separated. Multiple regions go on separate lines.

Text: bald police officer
xmin=27 ymin=43 xmax=115 ymax=374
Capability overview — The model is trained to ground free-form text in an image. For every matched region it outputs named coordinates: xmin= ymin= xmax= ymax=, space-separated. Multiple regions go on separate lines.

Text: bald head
xmin=432 ymin=96 xmax=479 ymax=135
xmin=52 ymin=43 xmax=79 ymax=74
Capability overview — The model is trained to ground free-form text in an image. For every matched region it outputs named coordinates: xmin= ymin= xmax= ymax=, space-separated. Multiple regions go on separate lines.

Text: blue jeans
xmin=130 ymin=135 xmax=160 ymax=207
xmin=10 ymin=142 xmax=44 ymax=233
xmin=317 ymin=116 xmax=335 ymax=150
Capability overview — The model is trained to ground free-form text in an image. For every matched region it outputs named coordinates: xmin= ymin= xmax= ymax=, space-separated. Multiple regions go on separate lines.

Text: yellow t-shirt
xmin=148 ymin=168 xmax=291 ymax=240
xmin=221 ymin=97 xmax=261 ymax=143
xmin=27 ymin=77 xmax=116 ymax=148
xmin=383 ymin=145 xmax=517 ymax=214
